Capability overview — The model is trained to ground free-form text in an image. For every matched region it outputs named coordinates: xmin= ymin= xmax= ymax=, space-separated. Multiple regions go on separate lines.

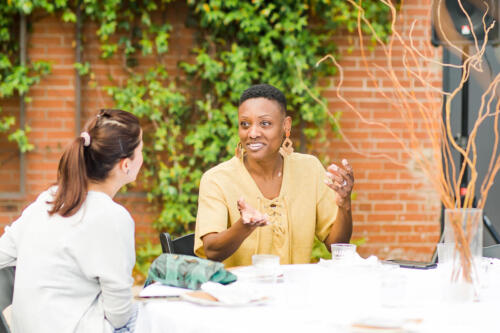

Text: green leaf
xmin=74 ymin=62 xmax=90 ymax=76
xmin=0 ymin=0 xmax=395 ymax=270
xmin=62 ymin=9 xmax=76 ymax=23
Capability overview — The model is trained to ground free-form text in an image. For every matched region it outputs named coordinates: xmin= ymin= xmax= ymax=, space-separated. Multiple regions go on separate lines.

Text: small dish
xmin=180 ymin=291 xmax=268 ymax=307
xmin=230 ymin=265 xmax=285 ymax=282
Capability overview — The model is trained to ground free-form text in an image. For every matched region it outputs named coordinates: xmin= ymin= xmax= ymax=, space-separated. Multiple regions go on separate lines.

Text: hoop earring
xmin=235 ymin=142 xmax=244 ymax=158
xmin=281 ymin=129 xmax=294 ymax=155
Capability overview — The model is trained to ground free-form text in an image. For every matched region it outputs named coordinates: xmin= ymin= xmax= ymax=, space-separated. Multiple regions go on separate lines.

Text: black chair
xmin=159 ymin=232 xmax=195 ymax=257
xmin=483 ymin=244 xmax=500 ymax=259
xmin=0 ymin=267 xmax=14 ymax=333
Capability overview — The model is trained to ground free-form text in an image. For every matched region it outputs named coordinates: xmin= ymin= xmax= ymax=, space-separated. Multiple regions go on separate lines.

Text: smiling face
xmin=238 ymin=97 xmax=291 ymax=162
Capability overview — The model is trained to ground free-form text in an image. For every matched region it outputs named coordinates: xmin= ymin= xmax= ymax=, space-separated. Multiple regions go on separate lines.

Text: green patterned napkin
xmin=144 ymin=253 xmax=237 ymax=290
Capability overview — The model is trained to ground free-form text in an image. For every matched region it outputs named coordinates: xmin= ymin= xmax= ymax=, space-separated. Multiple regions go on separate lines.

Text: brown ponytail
xmin=48 ymin=109 xmax=141 ymax=217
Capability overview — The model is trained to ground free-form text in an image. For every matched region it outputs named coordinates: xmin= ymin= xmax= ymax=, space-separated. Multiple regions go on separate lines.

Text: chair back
xmin=172 ymin=233 xmax=195 ymax=257
xmin=483 ymin=244 xmax=500 ymax=259
xmin=159 ymin=233 xmax=195 ymax=257
xmin=0 ymin=266 xmax=14 ymax=333
xmin=159 ymin=233 xmax=174 ymax=254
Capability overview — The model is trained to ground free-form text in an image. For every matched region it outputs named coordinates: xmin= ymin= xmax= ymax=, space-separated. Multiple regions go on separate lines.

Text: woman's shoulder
xmin=86 ymin=192 xmax=133 ymax=222
xmin=285 ymin=152 xmax=325 ymax=182
xmin=287 ymin=152 xmax=323 ymax=169
xmin=202 ymin=156 xmax=241 ymax=180
xmin=34 ymin=186 xmax=57 ymax=204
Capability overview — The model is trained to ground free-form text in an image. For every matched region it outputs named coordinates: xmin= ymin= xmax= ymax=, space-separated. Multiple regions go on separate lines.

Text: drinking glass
xmin=252 ymin=254 xmax=280 ymax=283
xmin=437 ymin=242 xmax=454 ymax=267
xmin=380 ymin=271 xmax=407 ymax=307
xmin=331 ymin=243 xmax=357 ymax=263
xmin=285 ymin=269 xmax=311 ymax=306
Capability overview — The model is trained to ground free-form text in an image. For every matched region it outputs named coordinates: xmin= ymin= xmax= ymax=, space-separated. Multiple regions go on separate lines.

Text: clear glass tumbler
xmin=331 ymin=243 xmax=357 ymax=263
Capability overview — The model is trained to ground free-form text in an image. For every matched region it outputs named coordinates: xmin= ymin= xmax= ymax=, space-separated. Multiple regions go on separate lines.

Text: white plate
xmin=230 ymin=266 xmax=285 ymax=282
xmin=180 ymin=291 xmax=268 ymax=307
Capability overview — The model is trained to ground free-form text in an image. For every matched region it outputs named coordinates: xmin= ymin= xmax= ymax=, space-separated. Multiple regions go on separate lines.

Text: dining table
xmin=133 ymin=257 xmax=500 ymax=333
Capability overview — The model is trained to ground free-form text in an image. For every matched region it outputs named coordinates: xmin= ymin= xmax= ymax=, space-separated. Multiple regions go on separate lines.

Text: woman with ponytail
xmin=0 ymin=109 xmax=143 ymax=333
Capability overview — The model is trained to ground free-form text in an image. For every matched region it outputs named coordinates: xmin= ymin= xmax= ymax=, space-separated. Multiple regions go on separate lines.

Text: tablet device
xmin=384 ymin=259 xmax=437 ymax=269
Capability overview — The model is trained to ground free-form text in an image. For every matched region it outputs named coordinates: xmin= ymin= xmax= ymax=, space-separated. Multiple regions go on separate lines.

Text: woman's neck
xmin=244 ymin=153 xmax=283 ymax=180
xmin=87 ymin=180 xmax=121 ymax=198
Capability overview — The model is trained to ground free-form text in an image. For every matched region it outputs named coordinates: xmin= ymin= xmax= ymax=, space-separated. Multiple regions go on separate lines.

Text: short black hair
xmin=239 ymin=84 xmax=287 ymax=114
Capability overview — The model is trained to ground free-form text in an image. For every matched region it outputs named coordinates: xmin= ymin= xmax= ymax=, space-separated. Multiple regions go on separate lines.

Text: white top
xmin=0 ymin=188 xmax=135 ymax=333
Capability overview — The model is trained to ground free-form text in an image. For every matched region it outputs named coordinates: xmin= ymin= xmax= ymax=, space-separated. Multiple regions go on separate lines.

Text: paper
xmin=139 ymin=282 xmax=190 ymax=298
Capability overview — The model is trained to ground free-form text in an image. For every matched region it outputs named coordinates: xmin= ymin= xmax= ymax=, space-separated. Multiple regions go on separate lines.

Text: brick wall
xmin=319 ymin=0 xmax=442 ymax=260
xmin=0 ymin=0 xmax=441 ymax=260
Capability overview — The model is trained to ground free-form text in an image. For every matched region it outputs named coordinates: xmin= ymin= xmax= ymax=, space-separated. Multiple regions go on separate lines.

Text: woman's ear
xmin=118 ymin=158 xmax=130 ymax=175
xmin=284 ymin=116 xmax=292 ymax=132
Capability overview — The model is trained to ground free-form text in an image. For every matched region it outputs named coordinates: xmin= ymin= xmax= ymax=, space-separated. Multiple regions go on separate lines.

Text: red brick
xmin=381 ymin=224 xmax=413 ymax=233
xmin=369 ymin=214 xmax=397 ymax=222
xmin=29 ymin=119 xmax=64 ymax=129
xmin=46 ymin=89 xmax=75 ymax=98
xmin=367 ymin=192 xmax=397 ymax=200
xmin=383 ymin=183 xmax=413 ymax=190
xmin=29 ymin=47 xmax=47 ymax=56
xmin=30 ymin=99 xmax=66 ymax=109
xmin=31 ymin=36 xmax=63 ymax=46
xmin=0 ymin=0 xmax=443 ymax=265
xmin=374 ymin=203 xmax=404 ymax=211
xmin=47 ymin=111 xmax=75 ymax=119
xmin=398 ymin=234 xmax=428 ymax=243
xmin=41 ymin=77 xmax=73 ymax=86
xmin=414 ymin=224 xmax=440 ymax=233
xmin=46 ymin=131 xmax=74 ymax=140
xmin=355 ymin=224 xmax=382 ymax=233
xmin=367 ymin=234 xmax=397 ymax=244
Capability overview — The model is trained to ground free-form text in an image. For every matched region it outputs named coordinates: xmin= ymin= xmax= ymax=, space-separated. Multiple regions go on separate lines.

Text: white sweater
xmin=0 ymin=188 xmax=135 ymax=333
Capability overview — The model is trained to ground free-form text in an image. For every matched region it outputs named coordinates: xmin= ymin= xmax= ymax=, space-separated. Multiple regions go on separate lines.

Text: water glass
xmin=437 ymin=242 xmax=454 ymax=266
xmin=284 ymin=269 xmax=311 ymax=306
xmin=331 ymin=243 xmax=357 ymax=263
xmin=252 ymin=254 xmax=279 ymax=283
xmin=380 ymin=271 xmax=407 ymax=307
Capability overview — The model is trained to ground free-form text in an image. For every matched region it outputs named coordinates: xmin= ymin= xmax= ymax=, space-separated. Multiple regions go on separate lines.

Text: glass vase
xmin=443 ymin=208 xmax=483 ymax=302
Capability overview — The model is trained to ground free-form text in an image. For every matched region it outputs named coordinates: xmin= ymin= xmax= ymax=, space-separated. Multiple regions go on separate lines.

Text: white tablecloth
xmin=134 ymin=260 xmax=500 ymax=333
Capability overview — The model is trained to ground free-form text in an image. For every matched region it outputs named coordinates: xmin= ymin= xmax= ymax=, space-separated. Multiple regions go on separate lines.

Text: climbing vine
xmin=112 ymin=0 xmax=394 ymax=238
xmin=0 ymin=1 xmax=55 ymax=152
xmin=0 ymin=0 xmax=394 ymax=274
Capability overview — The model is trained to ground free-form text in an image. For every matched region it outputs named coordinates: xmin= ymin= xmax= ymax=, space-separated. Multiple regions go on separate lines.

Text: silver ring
xmin=342 ymin=180 xmax=347 ymax=187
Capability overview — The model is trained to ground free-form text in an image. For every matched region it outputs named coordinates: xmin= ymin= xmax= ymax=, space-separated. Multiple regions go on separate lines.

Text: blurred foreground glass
xmin=285 ymin=269 xmax=311 ymax=306
xmin=252 ymin=254 xmax=279 ymax=283
xmin=437 ymin=242 xmax=454 ymax=266
xmin=380 ymin=271 xmax=407 ymax=307
xmin=331 ymin=243 xmax=357 ymax=263
xmin=443 ymin=208 xmax=483 ymax=302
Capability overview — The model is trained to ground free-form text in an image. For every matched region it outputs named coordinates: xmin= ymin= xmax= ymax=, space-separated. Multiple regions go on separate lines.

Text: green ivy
xmin=0 ymin=0 xmax=394 ymax=276
xmin=107 ymin=66 xmax=201 ymax=235
xmin=149 ymin=0 xmax=392 ymax=262
xmin=134 ymin=242 xmax=162 ymax=283
xmin=0 ymin=1 xmax=56 ymax=153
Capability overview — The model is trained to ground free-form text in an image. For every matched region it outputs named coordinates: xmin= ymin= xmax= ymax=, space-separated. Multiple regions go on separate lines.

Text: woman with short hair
xmin=0 ymin=109 xmax=143 ymax=333
xmin=195 ymin=84 xmax=354 ymax=267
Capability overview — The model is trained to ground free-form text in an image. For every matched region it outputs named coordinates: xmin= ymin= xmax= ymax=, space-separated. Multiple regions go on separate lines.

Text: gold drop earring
xmin=235 ymin=142 xmax=244 ymax=158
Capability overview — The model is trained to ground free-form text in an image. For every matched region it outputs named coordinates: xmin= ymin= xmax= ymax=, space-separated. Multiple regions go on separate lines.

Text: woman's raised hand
xmin=324 ymin=159 xmax=354 ymax=209
xmin=237 ymin=197 xmax=270 ymax=227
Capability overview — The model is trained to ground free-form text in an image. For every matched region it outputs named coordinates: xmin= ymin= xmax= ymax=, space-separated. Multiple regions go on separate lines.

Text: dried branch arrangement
xmin=309 ymin=0 xmax=499 ymax=284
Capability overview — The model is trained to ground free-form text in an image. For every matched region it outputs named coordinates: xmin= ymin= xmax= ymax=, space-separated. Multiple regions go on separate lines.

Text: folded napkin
xmin=144 ymin=254 xmax=237 ymax=290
